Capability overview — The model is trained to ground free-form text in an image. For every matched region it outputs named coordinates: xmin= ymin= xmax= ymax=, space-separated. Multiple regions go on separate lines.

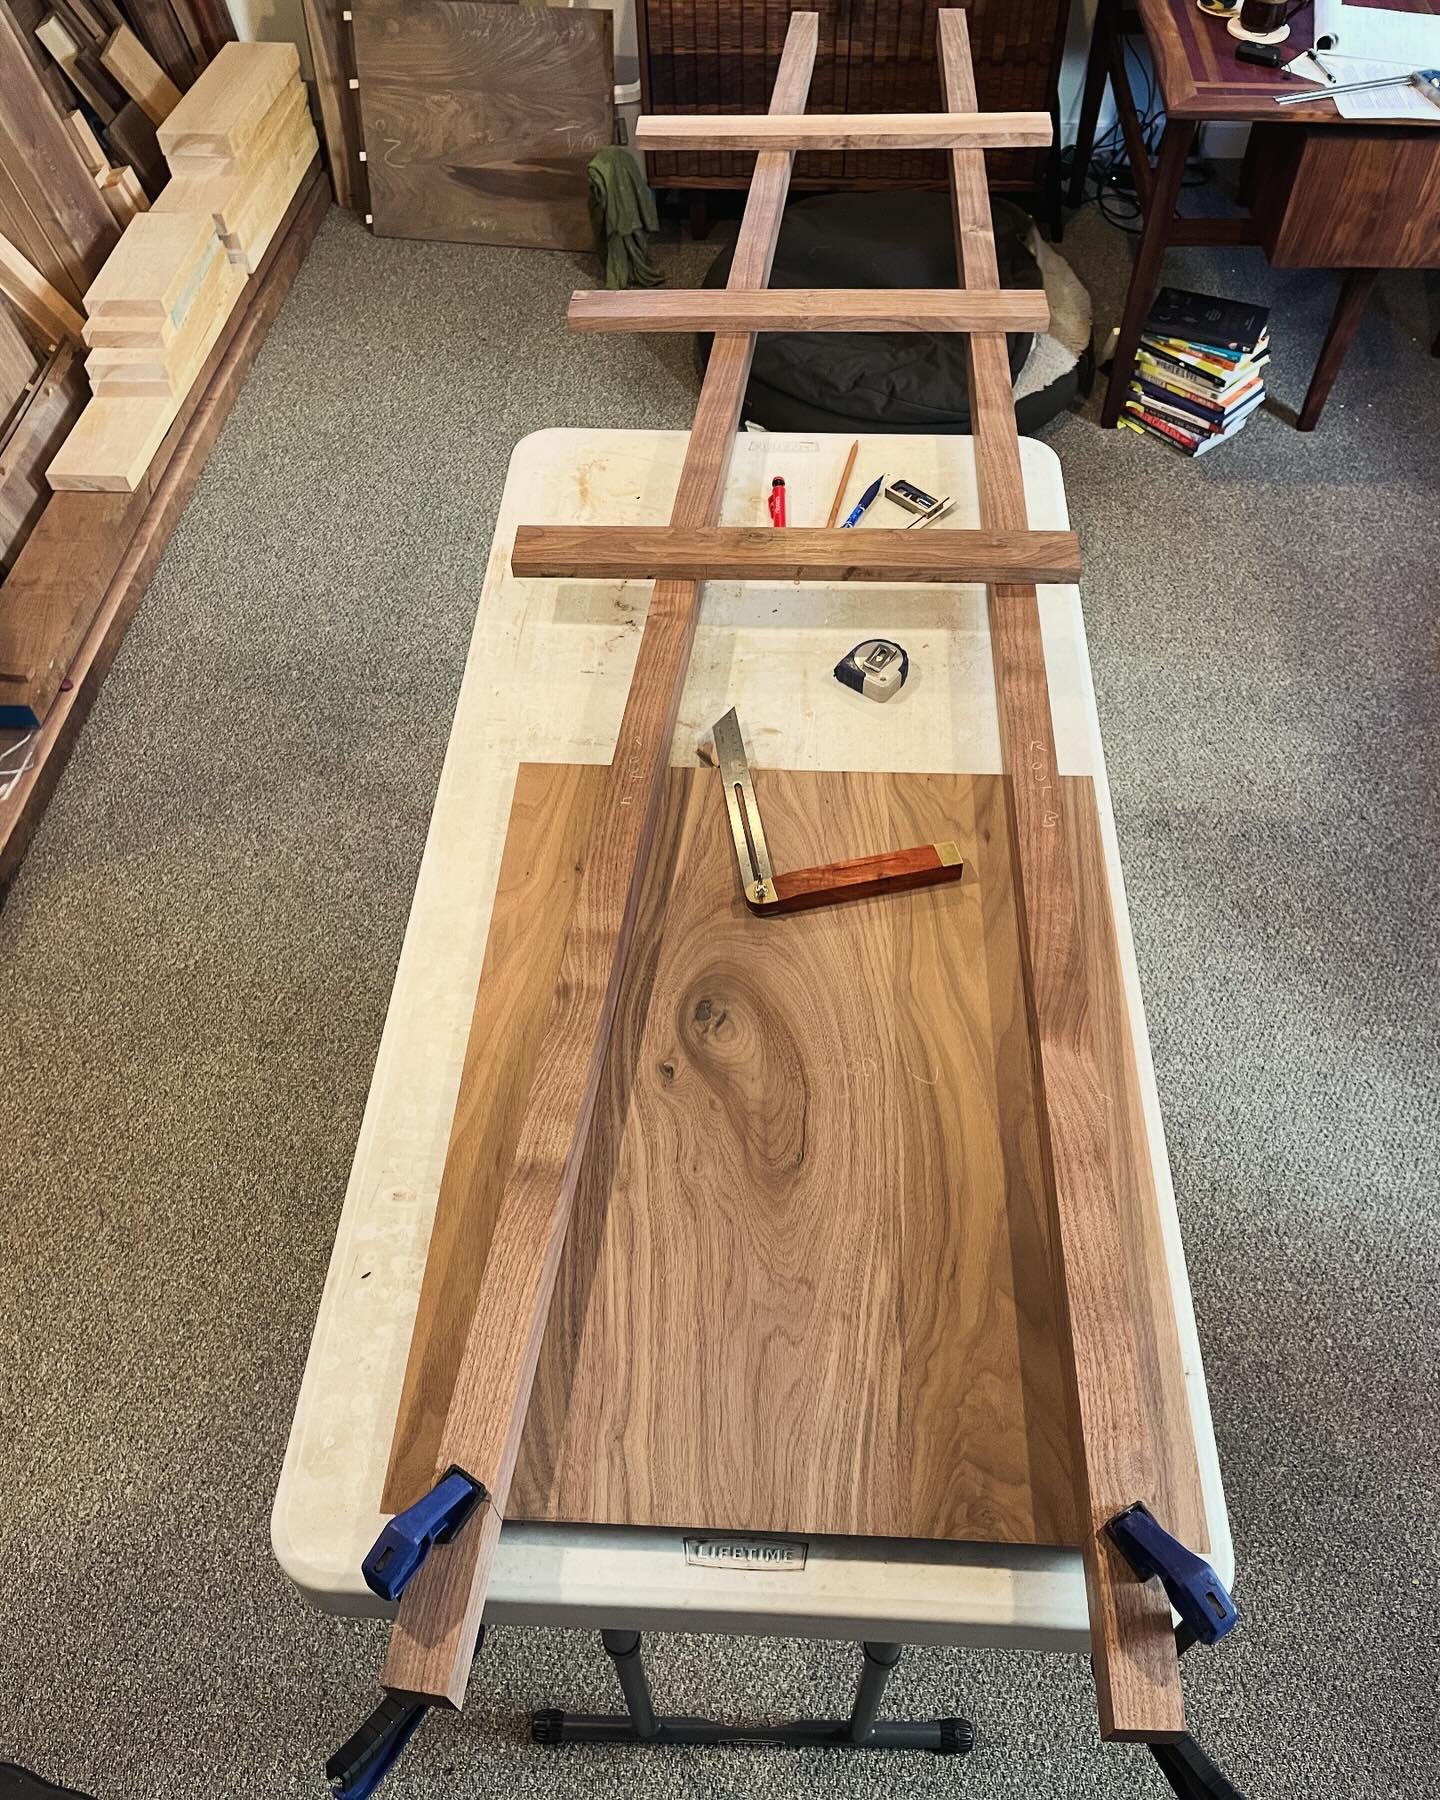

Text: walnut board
xmin=350 ymin=0 xmax=613 ymax=250
xmin=384 ymin=763 xmax=1203 ymax=1549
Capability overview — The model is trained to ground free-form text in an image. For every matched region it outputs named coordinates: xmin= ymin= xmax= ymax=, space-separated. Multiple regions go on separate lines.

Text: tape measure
xmin=835 ymin=638 xmax=909 ymax=703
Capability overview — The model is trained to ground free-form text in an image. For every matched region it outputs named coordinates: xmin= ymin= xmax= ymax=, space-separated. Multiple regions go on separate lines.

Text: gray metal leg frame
xmin=531 ymin=1631 xmax=975 ymax=1754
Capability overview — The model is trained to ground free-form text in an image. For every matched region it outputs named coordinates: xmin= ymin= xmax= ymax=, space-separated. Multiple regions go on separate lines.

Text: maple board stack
xmin=46 ymin=42 xmax=317 ymax=493
xmin=1122 ymin=286 xmax=1270 ymax=458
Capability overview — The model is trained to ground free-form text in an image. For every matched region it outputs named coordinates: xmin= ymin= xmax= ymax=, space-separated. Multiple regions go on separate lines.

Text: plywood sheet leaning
xmin=0 ymin=344 xmax=86 ymax=565
xmin=350 ymin=0 xmax=614 ymax=249
xmin=386 ymin=763 xmax=1079 ymax=1547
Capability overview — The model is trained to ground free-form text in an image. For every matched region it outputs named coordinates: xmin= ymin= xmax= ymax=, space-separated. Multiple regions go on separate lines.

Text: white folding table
xmin=273 ymin=426 xmax=1229 ymax=1677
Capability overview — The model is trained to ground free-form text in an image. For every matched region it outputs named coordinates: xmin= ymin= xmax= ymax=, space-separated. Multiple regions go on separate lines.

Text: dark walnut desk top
xmin=1140 ymin=0 xmax=1440 ymax=122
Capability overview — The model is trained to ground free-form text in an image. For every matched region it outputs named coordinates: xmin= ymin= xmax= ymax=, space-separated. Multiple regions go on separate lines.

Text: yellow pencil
xmin=825 ymin=439 xmax=859 ymax=528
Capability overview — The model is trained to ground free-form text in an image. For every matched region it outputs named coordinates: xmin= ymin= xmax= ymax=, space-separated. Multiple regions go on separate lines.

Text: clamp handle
xmin=326 ymin=1691 xmax=429 ymax=1800
xmin=362 ymin=1467 xmax=487 ymax=1603
xmin=1107 ymin=1504 xmax=1238 ymax=1647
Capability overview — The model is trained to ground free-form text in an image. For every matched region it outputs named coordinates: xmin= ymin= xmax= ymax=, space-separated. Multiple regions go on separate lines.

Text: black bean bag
xmin=698 ymin=190 xmax=1076 ymax=435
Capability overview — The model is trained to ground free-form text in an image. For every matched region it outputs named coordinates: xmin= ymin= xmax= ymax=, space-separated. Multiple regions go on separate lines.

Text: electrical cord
xmin=1060 ymin=34 xmax=1212 ymax=233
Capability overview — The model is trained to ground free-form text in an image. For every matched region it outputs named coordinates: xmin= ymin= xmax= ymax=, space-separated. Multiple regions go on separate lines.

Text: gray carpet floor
xmin=2 ymin=190 xmax=1437 ymax=1800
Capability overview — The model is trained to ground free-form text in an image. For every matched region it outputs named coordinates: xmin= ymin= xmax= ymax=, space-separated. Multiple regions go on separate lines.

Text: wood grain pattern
xmin=157 ymin=40 xmax=299 ymax=162
xmin=351 ymin=0 xmax=614 ymax=250
xmin=0 ymin=171 xmax=327 ymax=877
xmin=939 ymin=9 xmax=1198 ymax=1740
xmin=0 ymin=233 xmax=85 ymax=345
xmin=511 ymin=525 xmax=1083 ymax=587
xmin=634 ymin=110 xmax=1053 ymax=151
xmin=1140 ymin=0 xmax=1440 ymax=122
xmin=381 ymin=13 xmax=818 ymax=1710
xmin=387 ymin=763 xmax=1078 ymax=1551
xmin=107 ymin=99 xmax=168 ymax=199
xmin=0 ymin=162 xmax=323 ymax=725
xmin=0 ymin=345 xmax=85 ymax=566
xmin=567 ymin=287 xmax=1051 ymax=335
xmin=1252 ymin=126 xmax=1440 ymax=269
xmin=117 ymin=0 xmax=199 ymax=90
xmin=301 ymin=0 xmax=365 ymax=210
xmin=100 ymin=23 xmax=181 ymax=124
xmin=0 ymin=1 xmax=119 ymax=306
xmin=759 ymin=839 xmax=962 ymax=912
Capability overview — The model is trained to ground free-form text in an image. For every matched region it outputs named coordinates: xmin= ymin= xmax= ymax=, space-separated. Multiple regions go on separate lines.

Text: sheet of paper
xmin=1309 ymin=0 xmax=1440 ymax=65
xmin=1279 ymin=49 xmax=1440 ymax=118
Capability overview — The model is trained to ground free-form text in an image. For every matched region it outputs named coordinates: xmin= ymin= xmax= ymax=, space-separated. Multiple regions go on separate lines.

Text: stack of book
xmin=1122 ymin=287 xmax=1269 ymax=457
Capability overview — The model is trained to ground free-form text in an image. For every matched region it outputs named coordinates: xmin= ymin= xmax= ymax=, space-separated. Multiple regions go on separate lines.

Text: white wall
xmin=225 ymin=0 xmax=313 ymax=79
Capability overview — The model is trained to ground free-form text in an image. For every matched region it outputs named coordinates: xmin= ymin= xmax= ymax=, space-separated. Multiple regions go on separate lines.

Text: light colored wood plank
xmin=634 ymin=109 xmax=1052 ymax=151
xmin=567 ymin=286 xmax=1050 ymax=335
xmin=157 ymin=39 xmax=299 ymax=163
xmin=937 ymin=8 xmax=1198 ymax=1742
xmin=86 ymin=222 xmax=242 ymax=386
xmin=510 ymin=524 xmax=1082 ymax=586
xmin=64 ymin=107 xmax=110 ymax=177
xmin=82 ymin=208 xmax=216 ymax=322
xmin=0 ymin=230 xmax=86 ymax=344
xmin=5 ymin=258 xmax=75 ymax=357
xmin=155 ymin=82 xmax=314 ymax=263
xmin=100 ymin=23 xmax=182 ymax=125
xmin=381 ymin=10 xmax=819 ymax=1711
xmin=96 ymin=165 xmax=149 ymax=226
xmin=387 ymin=763 xmax=1078 ymax=1549
xmin=34 ymin=12 xmax=116 ymax=120
xmin=44 ymin=389 xmax=175 ymax=488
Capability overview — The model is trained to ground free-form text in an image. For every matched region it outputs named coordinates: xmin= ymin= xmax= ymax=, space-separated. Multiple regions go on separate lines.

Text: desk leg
xmin=1068 ymin=0 xmax=1114 ymax=208
xmin=1100 ymin=119 xmax=1196 ymax=428
xmin=1298 ymin=267 xmax=1377 ymax=432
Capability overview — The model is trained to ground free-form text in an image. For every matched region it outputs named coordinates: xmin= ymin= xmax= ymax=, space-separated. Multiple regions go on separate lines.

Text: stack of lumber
xmin=156 ymin=45 xmax=318 ymax=272
xmin=48 ymin=42 xmax=317 ymax=492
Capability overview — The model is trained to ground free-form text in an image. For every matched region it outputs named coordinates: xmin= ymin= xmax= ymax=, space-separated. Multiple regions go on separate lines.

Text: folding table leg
xmin=531 ymin=1634 xmax=974 ymax=1754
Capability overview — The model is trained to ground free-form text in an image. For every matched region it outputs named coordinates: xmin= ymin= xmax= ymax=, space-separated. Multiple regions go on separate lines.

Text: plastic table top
xmin=271 ymin=426 xmax=1231 ymax=1652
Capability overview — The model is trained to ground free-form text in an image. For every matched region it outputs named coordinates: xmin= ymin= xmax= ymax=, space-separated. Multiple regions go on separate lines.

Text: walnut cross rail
xmin=325 ymin=13 xmax=1232 ymax=1798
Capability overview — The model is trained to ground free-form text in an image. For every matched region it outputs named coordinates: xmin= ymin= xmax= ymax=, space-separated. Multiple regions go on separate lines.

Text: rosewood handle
xmin=750 ymin=841 xmax=963 ymax=913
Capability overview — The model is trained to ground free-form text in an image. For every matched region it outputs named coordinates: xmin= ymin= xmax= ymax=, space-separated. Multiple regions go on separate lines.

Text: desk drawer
xmin=1251 ymin=124 xmax=1440 ymax=268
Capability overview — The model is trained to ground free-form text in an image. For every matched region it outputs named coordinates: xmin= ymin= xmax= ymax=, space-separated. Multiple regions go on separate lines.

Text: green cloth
xmin=587 ymin=146 xmax=663 ymax=290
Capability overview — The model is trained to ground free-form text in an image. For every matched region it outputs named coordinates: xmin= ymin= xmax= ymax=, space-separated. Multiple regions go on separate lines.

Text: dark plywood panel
xmin=388 ymin=762 xmax=1082 ymax=1548
xmin=351 ymin=0 xmax=614 ymax=249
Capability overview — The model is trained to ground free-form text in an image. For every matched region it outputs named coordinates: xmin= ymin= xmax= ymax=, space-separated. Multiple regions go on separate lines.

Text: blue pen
xmin=839 ymin=472 xmax=887 ymax=529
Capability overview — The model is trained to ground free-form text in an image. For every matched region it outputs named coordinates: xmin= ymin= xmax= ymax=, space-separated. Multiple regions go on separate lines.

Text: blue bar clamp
xmin=1106 ymin=1502 xmax=1238 ymax=1646
xmin=328 ymin=1469 xmax=489 ymax=1798
xmin=362 ymin=1466 xmax=487 ymax=1603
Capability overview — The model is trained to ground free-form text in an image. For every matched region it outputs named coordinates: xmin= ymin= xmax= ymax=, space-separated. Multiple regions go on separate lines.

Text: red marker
xmin=768 ymin=477 xmax=786 ymax=527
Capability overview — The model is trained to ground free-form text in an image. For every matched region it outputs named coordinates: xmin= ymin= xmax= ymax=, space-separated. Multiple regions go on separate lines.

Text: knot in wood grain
xmin=676 ymin=972 xmax=809 ymax=1176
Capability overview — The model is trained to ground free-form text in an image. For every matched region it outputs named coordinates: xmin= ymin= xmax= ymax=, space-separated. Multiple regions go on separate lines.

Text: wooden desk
xmin=1071 ymin=0 xmax=1440 ymax=430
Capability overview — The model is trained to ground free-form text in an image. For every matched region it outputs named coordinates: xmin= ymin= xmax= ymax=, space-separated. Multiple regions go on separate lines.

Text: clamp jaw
xmin=326 ymin=1690 xmax=431 ymax=1800
xmin=1106 ymin=1503 xmax=1238 ymax=1646
xmin=361 ymin=1466 xmax=487 ymax=1603
xmin=329 ymin=1469 xmax=489 ymax=1797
